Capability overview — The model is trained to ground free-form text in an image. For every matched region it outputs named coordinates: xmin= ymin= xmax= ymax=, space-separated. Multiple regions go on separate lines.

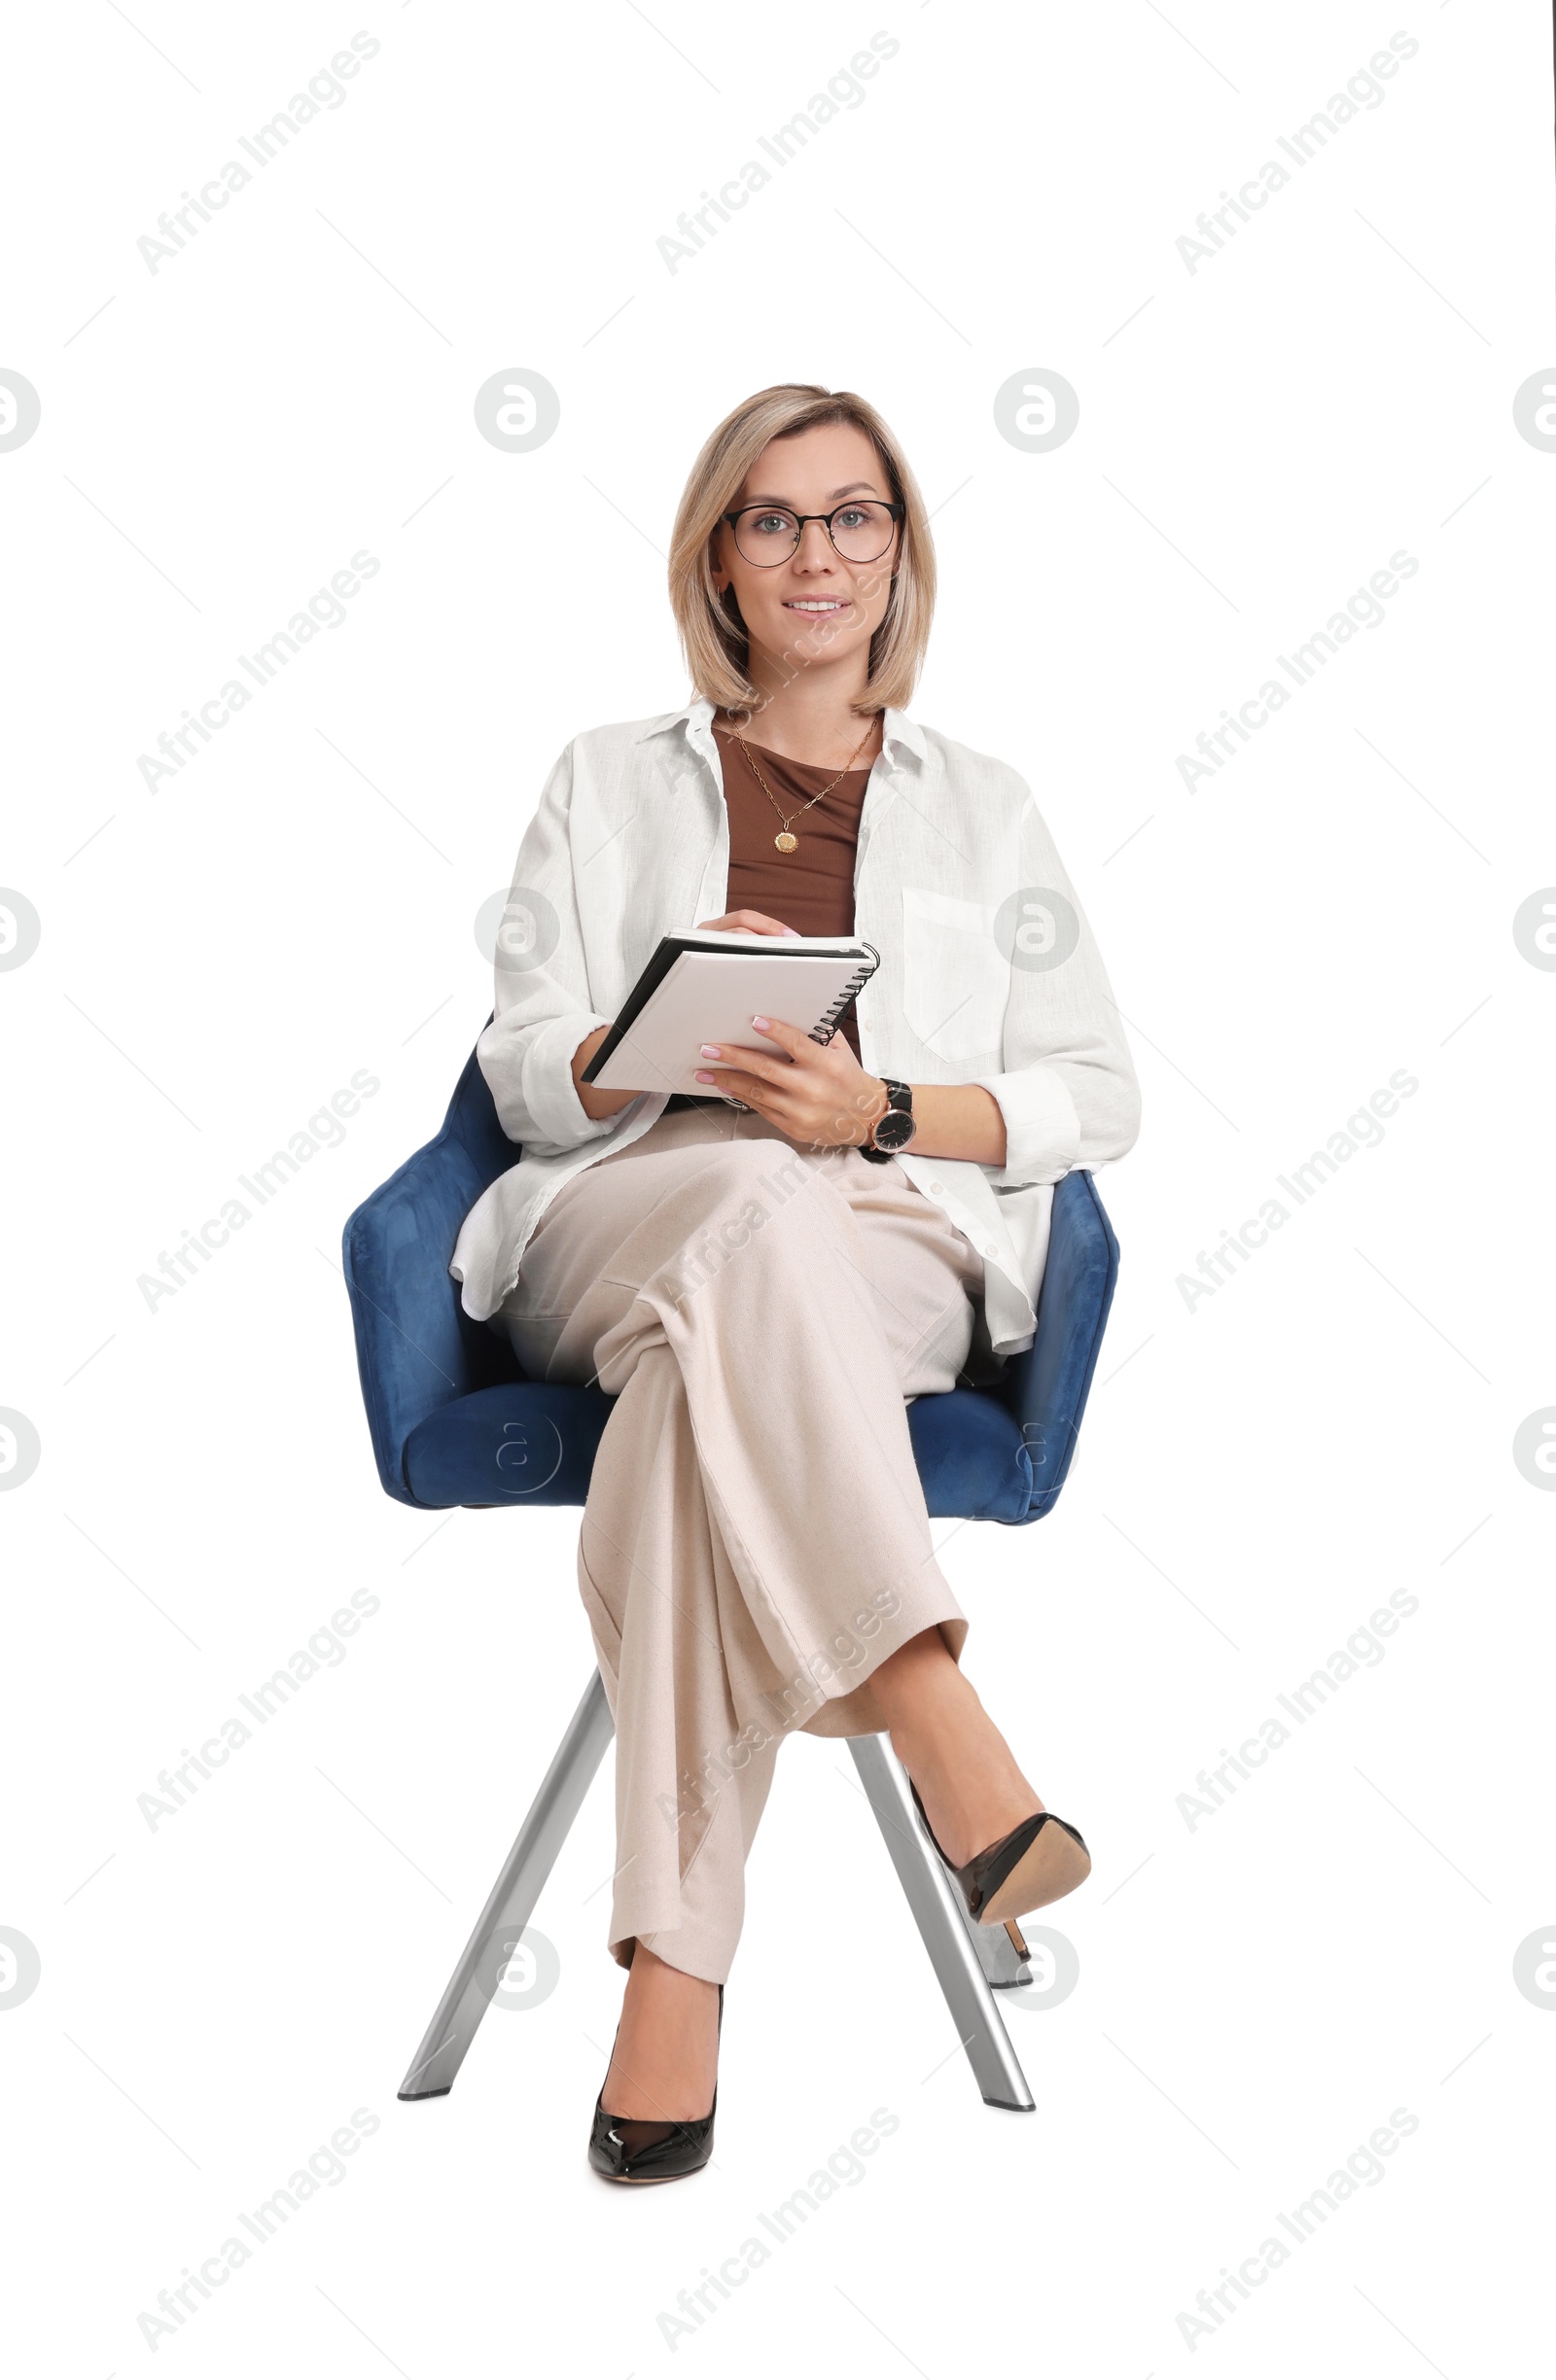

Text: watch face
xmin=870 ymin=1106 xmax=916 ymax=1151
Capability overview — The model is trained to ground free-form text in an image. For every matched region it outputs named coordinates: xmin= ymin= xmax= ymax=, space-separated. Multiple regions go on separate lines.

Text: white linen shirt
xmin=450 ymin=698 xmax=1141 ymax=1356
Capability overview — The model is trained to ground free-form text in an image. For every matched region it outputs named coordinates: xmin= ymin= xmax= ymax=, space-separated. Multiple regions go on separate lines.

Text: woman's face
xmin=711 ymin=420 xmax=900 ymax=701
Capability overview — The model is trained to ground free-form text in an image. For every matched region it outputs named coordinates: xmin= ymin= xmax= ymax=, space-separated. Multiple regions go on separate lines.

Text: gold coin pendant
xmin=774 ymin=830 xmax=797 ymax=853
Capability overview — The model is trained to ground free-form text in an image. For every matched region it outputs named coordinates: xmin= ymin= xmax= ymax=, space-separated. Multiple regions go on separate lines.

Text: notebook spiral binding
xmin=809 ymin=942 xmax=881 ymax=1046
xmin=712 ymin=941 xmax=882 ymax=1107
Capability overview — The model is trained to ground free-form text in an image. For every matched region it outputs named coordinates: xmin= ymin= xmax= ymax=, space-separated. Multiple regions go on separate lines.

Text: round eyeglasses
xmin=722 ymin=500 xmax=904 ymax=568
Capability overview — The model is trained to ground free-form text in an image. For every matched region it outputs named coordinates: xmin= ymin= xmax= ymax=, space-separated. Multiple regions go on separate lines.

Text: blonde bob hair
xmin=668 ymin=383 xmax=936 ymax=718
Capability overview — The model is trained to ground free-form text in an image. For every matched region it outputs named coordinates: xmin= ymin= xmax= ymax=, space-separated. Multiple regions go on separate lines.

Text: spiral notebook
xmin=582 ymin=929 xmax=880 ymax=1098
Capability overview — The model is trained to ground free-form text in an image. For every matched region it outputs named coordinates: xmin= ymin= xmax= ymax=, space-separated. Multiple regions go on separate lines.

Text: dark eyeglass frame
xmin=721 ymin=499 xmax=905 ymax=566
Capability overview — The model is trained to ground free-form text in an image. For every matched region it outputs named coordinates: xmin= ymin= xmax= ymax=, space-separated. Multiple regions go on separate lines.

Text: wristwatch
xmin=860 ymin=1077 xmax=916 ymax=1162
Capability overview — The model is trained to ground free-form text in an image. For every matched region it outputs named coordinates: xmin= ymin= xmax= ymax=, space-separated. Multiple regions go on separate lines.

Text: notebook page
xmin=589 ymin=948 xmax=868 ymax=1095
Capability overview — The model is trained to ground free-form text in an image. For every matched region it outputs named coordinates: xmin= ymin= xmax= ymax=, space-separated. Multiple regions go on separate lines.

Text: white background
xmin=3 ymin=2 xmax=1553 ymax=2371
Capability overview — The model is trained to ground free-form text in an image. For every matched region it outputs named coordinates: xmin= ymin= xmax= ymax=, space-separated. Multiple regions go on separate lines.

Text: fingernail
xmin=694 ymin=1069 xmax=716 ymax=1082
xmin=751 ymin=1014 xmax=770 ymax=1031
xmin=699 ymin=1044 xmax=721 ymax=1058
xmin=782 ymin=927 xmax=799 ymax=936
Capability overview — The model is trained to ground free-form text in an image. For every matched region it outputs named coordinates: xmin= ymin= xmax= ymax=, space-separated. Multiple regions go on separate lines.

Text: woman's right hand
xmin=694 ymin=910 xmax=799 ymax=936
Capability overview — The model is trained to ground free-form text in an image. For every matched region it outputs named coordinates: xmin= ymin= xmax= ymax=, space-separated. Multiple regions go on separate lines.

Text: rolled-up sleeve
xmin=972 ymin=782 xmax=1142 ymax=1189
xmin=476 ymin=742 xmax=621 ymax=1153
xmin=972 ymin=1063 xmax=1082 ymax=1184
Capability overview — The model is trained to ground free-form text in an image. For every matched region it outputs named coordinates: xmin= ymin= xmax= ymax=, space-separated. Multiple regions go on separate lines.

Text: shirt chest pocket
xmin=900 ymin=886 xmax=1009 ymax=1066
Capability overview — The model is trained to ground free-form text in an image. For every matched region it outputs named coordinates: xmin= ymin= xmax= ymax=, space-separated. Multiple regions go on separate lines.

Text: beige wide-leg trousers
xmin=489 ymin=1102 xmax=993 ymax=1985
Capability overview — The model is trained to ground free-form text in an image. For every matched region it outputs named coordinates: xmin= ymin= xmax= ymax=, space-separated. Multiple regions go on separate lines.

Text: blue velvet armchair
xmin=340 ymin=1029 xmax=1120 ymax=2114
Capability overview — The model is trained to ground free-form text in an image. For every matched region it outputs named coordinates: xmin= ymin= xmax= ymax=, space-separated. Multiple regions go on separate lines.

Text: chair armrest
xmin=999 ymin=1170 xmax=1119 ymax=1519
xmin=342 ymin=1121 xmax=516 ymax=1505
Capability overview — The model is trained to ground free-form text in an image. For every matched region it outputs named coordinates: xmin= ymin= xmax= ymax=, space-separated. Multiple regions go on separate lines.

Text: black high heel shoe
xmin=909 ymin=1779 xmax=1091 ymax=1926
xmin=588 ymin=1983 xmax=724 ymax=2185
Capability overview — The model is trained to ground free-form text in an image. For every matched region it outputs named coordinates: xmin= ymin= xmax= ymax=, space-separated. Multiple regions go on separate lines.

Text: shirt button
xmin=983 ymin=1242 xmax=998 ymax=1256
xmin=929 ymin=1178 xmax=944 ymax=1194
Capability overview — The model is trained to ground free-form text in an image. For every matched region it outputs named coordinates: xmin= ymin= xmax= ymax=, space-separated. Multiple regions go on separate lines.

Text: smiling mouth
xmin=783 ymin=598 xmax=851 ymax=613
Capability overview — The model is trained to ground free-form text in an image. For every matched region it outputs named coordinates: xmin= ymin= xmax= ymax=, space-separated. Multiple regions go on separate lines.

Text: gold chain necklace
xmin=727 ymin=720 xmax=876 ymax=852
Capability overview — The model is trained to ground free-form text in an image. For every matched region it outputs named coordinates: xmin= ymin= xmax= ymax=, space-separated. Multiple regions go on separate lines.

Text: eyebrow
xmin=740 ymin=480 xmax=883 ymax=505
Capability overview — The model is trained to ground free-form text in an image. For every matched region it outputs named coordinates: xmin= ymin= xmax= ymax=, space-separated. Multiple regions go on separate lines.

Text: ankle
xmin=605 ymin=1957 xmax=721 ymax=2121
xmin=886 ymin=1694 xmax=1043 ymax=1869
xmin=624 ymin=1946 xmax=720 ymax=2015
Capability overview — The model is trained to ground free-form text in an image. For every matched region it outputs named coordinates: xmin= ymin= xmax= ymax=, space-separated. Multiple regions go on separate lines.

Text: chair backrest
xmin=343 ymin=1030 xmax=1119 ymax=1520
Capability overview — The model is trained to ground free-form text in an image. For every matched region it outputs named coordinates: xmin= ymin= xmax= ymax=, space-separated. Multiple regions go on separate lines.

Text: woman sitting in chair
xmin=450 ymin=382 xmax=1141 ymax=2182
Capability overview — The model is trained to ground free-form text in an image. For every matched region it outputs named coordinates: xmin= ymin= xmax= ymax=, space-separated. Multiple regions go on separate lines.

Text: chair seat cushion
xmin=403 ymin=1379 xmax=1034 ymax=1522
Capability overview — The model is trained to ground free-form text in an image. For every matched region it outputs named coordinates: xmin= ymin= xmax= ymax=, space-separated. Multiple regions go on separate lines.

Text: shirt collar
xmin=880 ymin=706 xmax=927 ymax=762
xmin=641 ymin=696 xmax=927 ymax=766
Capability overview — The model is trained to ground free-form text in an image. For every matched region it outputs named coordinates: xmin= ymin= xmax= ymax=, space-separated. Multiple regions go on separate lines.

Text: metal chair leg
xmin=398 ymin=1668 xmax=615 ymax=2101
xmin=847 ymin=1732 xmax=1036 ymax=2113
xmin=398 ymin=1679 xmax=1032 ymax=2113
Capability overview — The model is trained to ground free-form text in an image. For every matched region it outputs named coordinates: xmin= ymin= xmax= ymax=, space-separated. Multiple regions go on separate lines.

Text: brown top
xmin=713 ymin=724 xmax=873 ymax=1059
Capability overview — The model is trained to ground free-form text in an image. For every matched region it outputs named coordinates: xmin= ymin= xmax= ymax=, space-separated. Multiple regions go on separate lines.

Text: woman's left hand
xmin=694 ymin=1016 xmax=887 ymax=1149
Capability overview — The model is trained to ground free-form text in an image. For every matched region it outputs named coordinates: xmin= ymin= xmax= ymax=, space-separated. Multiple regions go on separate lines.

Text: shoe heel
xmin=980 ymin=1818 xmax=1091 ymax=1926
